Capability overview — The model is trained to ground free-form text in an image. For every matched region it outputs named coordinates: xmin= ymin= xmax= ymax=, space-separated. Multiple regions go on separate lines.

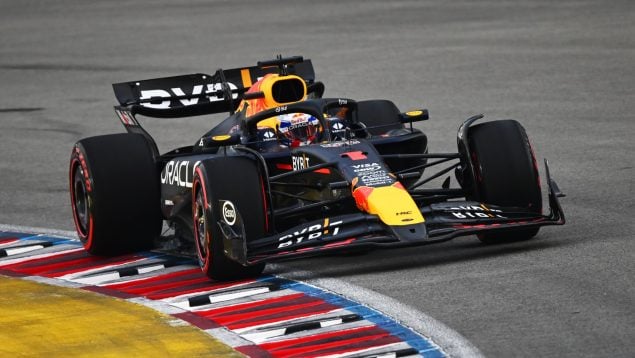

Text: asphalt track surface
xmin=0 ymin=1 xmax=633 ymax=357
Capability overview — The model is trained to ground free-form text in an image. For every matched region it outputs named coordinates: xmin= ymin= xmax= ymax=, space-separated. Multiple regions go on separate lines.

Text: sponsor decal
xmin=160 ymin=160 xmax=201 ymax=188
xmin=290 ymin=121 xmax=310 ymax=130
xmin=116 ymin=110 xmax=138 ymax=126
xmin=332 ymin=122 xmax=344 ymax=130
xmin=139 ymin=82 xmax=239 ymax=109
xmin=286 ymin=120 xmax=311 ymax=131
xmin=329 ymin=119 xmax=348 ymax=139
xmin=319 ymin=140 xmax=360 ymax=148
xmin=262 ymin=129 xmax=276 ymax=140
xmin=292 ymin=154 xmax=310 ymax=171
xmin=278 ymin=113 xmax=319 ymax=133
xmin=221 ymin=200 xmax=237 ymax=225
xmin=277 ymin=218 xmax=343 ymax=249
xmin=290 ymin=116 xmax=305 ymax=125
xmin=352 ymin=162 xmax=394 ymax=187
xmin=352 ymin=163 xmax=381 ymax=172
xmin=448 ymin=205 xmax=506 ymax=219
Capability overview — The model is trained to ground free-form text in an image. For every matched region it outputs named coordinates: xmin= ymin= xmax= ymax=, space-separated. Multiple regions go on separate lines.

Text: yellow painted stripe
xmin=0 ymin=275 xmax=242 ymax=357
xmin=365 ymin=186 xmax=424 ymax=226
xmin=240 ymin=68 xmax=252 ymax=88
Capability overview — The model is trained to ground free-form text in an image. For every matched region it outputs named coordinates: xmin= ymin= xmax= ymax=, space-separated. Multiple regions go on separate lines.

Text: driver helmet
xmin=278 ymin=113 xmax=321 ymax=147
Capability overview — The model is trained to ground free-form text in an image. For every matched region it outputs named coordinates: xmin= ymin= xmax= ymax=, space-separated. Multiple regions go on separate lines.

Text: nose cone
xmin=352 ymin=182 xmax=424 ymax=226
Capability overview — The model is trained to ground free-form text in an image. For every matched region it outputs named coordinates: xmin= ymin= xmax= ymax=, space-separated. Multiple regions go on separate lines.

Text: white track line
xmin=0 ymin=223 xmax=483 ymax=357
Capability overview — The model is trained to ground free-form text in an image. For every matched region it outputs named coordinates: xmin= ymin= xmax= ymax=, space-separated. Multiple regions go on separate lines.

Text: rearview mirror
xmin=400 ymin=109 xmax=429 ymax=123
xmin=200 ymin=133 xmax=241 ymax=149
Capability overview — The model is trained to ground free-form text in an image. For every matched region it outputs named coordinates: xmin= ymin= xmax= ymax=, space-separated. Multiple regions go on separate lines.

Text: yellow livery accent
xmin=259 ymin=74 xmax=307 ymax=108
xmin=240 ymin=68 xmax=252 ymax=88
xmin=353 ymin=184 xmax=424 ymax=226
xmin=256 ymin=117 xmax=280 ymax=130
xmin=212 ymin=134 xmax=231 ymax=141
xmin=239 ymin=73 xmax=308 ymax=117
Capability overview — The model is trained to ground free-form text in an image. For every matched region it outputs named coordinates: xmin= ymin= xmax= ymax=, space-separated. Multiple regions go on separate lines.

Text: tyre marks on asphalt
xmin=0 ymin=230 xmax=445 ymax=358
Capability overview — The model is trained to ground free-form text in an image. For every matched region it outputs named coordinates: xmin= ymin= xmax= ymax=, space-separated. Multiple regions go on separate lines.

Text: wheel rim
xmin=72 ymin=164 xmax=89 ymax=234
xmin=194 ymin=187 xmax=209 ymax=267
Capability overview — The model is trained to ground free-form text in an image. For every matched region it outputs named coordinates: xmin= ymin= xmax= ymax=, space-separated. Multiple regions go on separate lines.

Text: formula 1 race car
xmin=69 ymin=56 xmax=565 ymax=280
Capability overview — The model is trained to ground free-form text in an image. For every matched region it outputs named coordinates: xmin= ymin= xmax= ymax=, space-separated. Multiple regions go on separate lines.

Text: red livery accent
xmin=260 ymin=177 xmax=270 ymax=231
xmin=275 ymin=163 xmax=330 ymax=175
xmin=342 ymin=151 xmax=367 ymax=160
xmin=323 ymin=238 xmax=356 ymax=248
xmin=452 ymin=217 xmax=545 ymax=230
xmin=313 ymin=168 xmax=331 ymax=174
xmin=276 ymin=163 xmax=293 ymax=170
xmin=352 ymin=186 xmax=374 ymax=212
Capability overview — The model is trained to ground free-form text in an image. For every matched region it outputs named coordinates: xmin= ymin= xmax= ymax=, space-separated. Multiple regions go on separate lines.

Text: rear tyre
xmin=192 ymin=156 xmax=267 ymax=281
xmin=467 ymin=120 xmax=542 ymax=244
xmin=69 ymin=133 xmax=162 ymax=255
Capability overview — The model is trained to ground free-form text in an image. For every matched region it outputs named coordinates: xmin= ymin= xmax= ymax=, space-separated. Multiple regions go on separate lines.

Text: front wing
xmin=240 ymin=160 xmax=565 ymax=265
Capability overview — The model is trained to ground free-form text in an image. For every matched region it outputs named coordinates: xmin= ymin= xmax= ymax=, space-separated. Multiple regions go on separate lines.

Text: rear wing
xmin=112 ymin=57 xmax=316 ymax=118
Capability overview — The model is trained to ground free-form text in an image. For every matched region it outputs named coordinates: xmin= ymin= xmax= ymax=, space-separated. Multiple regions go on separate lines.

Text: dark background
xmin=1 ymin=1 xmax=633 ymax=356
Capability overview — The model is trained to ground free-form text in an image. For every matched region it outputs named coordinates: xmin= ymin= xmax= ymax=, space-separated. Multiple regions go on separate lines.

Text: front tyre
xmin=467 ymin=120 xmax=542 ymax=244
xmin=69 ymin=134 xmax=162 ymax=255
xmin=192 ymin=156 xmax=267 ymax=281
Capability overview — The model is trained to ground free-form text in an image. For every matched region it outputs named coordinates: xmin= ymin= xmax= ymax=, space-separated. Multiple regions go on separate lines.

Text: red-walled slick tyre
xmin=69 ymin=133 xmax=162 ymax=255
xmin=192 ymin=156 xmax=267 ymax=281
